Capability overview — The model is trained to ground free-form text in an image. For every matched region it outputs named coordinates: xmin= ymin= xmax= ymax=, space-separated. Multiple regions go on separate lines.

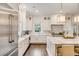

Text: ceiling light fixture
xmin=35 ymin=9 xmax=39 ymax=13
xmin=57 ymin=0 xmax=65 ymax=23
xmin=59 ymin=10 xmax=63 ymax=13
xmin=32 ymin=6 xmax=39 ymax=13
xmin=59 ymin=0 xmax=63 ymax=13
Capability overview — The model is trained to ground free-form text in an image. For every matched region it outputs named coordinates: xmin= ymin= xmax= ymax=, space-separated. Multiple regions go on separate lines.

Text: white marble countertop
xmin=19 ymin=34 xmax=31 ymax=43
xmin=47 ymin=36 xmax=79 ymax=44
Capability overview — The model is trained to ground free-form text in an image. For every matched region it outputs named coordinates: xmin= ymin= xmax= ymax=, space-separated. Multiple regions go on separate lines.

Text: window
xmin=35 ymin=24 xmax=41 ymax=32
xmin=57 ymin=15 xmax=65 ymax=23
xmin=74 ymin=16 xmax=79 ymax=22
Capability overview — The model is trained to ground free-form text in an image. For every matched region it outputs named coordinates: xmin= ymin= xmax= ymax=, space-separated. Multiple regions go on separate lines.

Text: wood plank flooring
xmin=24 ymin=44 xmax=48 ymax=56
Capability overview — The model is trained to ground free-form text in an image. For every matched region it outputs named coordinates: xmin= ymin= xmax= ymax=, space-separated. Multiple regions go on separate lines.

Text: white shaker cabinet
xmin=18 ymin=35 xmax=30 ymax=56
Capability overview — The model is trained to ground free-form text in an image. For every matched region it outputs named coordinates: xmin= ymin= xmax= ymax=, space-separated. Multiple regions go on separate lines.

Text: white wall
xmin=31 ymin=16 xmax=51 ymax=34
xmin=29 ymin=14 xmax=79 ymax=34
xmin=26 ymin=17 xmax=33 ymax=31
xmin=30 ymin=15 xmax=63 ymax=33
xmin=41 ymin=16 xmax=51 ymax=31
xmin=28 ymin=14 xmax=65 ymax=34
xmin=51 ymin=15 xmax=58 ymax=24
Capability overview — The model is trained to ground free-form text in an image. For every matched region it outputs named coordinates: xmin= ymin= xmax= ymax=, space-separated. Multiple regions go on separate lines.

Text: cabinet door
xmin=31 ymin=35 xmax=46 ymax=43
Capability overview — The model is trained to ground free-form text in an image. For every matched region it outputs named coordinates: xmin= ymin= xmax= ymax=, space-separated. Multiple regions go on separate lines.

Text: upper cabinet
xmin=74 ymin=16 xmax=79 ymax=23
xmin=51 ymin=14 xmax=65 ymax=25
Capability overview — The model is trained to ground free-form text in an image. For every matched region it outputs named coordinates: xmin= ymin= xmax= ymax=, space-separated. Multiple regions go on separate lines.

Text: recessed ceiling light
xmin=23 ymin=6 xmax=26 ymax=9
xmin=35 ymin=9 xmax=39 ymax=13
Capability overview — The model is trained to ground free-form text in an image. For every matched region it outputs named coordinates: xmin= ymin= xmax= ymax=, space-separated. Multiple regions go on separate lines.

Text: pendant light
xmin=59 ymin=0 xmax=63 ymax=13
xmin=57 ymin=0 xmax=65 ymax=23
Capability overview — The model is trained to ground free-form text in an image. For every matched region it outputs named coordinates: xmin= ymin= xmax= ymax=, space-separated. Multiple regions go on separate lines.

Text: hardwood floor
xmin=24 ymin=44 xmax=48 ymax=56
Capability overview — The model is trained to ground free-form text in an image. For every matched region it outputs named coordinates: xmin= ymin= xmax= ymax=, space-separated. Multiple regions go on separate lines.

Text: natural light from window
xmin=57 ymin=15 xmax=65 ymax=23
xmin=74 ymin=16 xmax=79 ymax=22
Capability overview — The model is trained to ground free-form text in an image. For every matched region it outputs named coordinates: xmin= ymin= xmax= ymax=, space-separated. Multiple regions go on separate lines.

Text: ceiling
xmin=0 ymin=3 xmax=13 ymax=9
xmin=1 ymin=3 xmax=79 ymax=16
xmin=0 ymin=3 xmax=18 ymax=15
xmin=25 ymin=3 xmax=79 ymax=16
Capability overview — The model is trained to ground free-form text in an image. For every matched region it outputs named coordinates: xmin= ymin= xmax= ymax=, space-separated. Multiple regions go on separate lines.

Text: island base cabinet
xmin=47 ymin=39 xmax=56 ymax=56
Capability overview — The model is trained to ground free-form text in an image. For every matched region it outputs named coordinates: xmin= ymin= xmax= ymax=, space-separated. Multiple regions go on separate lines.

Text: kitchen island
xmin=46 ymin=36 xmax=79 ymax=56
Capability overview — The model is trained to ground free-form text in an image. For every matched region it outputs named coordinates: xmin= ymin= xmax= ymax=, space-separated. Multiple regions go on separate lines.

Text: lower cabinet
xmin=30 ymin=35 xmax=47 ymax=44
xmin=18 ymin=37 xmax=30 ymax=56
